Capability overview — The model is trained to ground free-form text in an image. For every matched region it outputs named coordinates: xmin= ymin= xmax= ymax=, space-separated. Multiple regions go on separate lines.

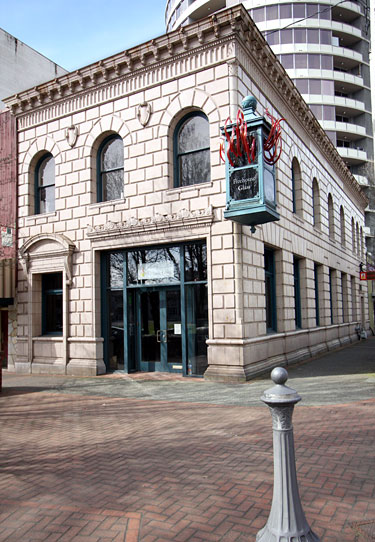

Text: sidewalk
xmin=0 ymin=338 xmax=374 ymax=541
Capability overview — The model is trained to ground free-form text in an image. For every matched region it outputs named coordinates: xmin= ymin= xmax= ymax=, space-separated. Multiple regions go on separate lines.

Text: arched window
xmin=97 ymin=135 xmax=124 ymax=202
xmin=352 ymin=218 xmax=356 ymax=253
xmin=35 ymin=153 xmax=55 ymax=214
xmin=174 ymin=112 xmax=210 ymax=187
xmin=356 ymin=222 xmax=360 ymax=256
xmin=340 ymin=206 xmax=345 ymax=246
xmin=328 ymin=193 xmax=334 ymax=240
xmin=291 ymin=158 xmax=302 ymax=216
xmin=312 ymin=178 xmax=321 ymax=228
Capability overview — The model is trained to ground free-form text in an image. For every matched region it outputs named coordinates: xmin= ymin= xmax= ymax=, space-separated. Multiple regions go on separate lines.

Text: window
xmin=264 ymin=247 xmax=277 ymax=332
xmin=355 ymin=222 xmax=361 ymax=256
xmin=174 ymin=112 xmax=210 ymax=187
xmin=352 ymin=218 xmax=356 ymax=253
xmin=42 ymin=273 xmax=63 ymax=335
xmin=351 ymin=275 xmax=357 ymax=321
xmin=97 ymin=135 xmax=124 ymax=202
xmin=328 ymin=194 xmax=334 ymax=240
xmin=314 ymin=263 xmax=320 ymax=326
xmin=35 ymin=153 xmax=55 ymax=214
xmin=312 ymin=178 xmax=321 ymax=229
xmin=342 ymin=273 xmax=348 ymax=322
xmin=291 ymin=158 xmax=302 ymax=216
xmin=293 ymin=257 xmax=302 ymax=328
xmin=340 ymin=206 xmax=345 ymax=246
xmin=329 ymin=268 xmax=334 ymax=324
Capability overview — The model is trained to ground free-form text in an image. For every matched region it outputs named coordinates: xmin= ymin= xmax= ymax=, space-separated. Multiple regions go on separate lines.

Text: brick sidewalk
xmin=0 ymin=391 xmax=374 ymax=541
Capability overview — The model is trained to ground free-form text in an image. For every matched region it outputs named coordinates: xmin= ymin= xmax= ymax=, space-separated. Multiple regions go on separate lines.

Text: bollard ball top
xmin=271 ymin=367 xmax=288 ymax=385
xmin=261 ymin=366 xmax=301 ymax=405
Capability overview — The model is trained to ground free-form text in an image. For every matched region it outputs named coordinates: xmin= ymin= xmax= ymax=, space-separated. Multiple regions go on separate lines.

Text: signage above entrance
xmin=137 ymin=261 xmax=175 ymax=281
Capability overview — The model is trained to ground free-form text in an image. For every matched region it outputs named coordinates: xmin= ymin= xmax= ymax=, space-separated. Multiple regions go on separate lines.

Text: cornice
xmin=5 ymin=4 xmax=367 ymax=208
xmin=4 ymin=11 xmax=236 ymax=118
xmin=229 ymin=9 xmax=368 ymax=209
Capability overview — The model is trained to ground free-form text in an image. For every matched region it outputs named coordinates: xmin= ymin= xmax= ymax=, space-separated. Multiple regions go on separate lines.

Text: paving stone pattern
xmin=0 ymin=389 xmax=374 ymax=541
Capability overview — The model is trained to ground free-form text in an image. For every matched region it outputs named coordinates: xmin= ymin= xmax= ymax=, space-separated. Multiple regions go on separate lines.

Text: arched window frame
xmin=328 ymin=193 xmax=334 ymax=240
xmin=312 ymin=177 xmax=321 ymax=229
xmin=35 ymin=153 xmax=55 ymax=215
xmin=291 ymin=158 xmax=302 ymax=216
xmin=352 ymin=217 xmax=356 ymax=253
xmin=173 ymin=111 xmax=211 ymax=188
xmin=340 ymin=206 xmax=345 ymax=246
xmin=97 ymin=134 xmax=124 ymax=202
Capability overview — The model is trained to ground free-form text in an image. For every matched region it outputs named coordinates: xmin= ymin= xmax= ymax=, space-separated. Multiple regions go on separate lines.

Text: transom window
xmin=97 ymin=135 xmax=124 ymax=202
xmin=35 ymin=153 xmax=55 ymax=214
xmin=174 ymin=112 xmax=211 ymax=187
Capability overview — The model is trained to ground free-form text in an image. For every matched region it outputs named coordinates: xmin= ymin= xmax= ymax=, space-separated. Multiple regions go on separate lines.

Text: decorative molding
xmin=137 ymin=101 xmax=152 ymax=127
xmin=19 ymin=233 xmax=76 ymax=286
xmin=87 ymin=206 xmax=214 ymax=238
xmin=65 ymin=124 xmax=79 ymax=147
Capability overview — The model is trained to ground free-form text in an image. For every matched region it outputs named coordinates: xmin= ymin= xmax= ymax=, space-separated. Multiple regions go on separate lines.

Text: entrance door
xmin=137 ymin=287 xmax=182 ymax=373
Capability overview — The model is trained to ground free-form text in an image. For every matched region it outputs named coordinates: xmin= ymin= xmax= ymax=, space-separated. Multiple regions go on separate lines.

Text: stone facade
xmin=5 ymin=6 xmax=368 ymax=381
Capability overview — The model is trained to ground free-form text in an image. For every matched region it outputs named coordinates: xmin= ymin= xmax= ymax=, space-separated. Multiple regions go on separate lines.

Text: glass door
xmin=137 ymin=287 xmax=182 ymax=373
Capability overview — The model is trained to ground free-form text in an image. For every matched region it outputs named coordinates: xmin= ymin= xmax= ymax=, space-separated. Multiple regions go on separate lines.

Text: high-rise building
xmin=166 ymin=0 xmax=375 ymax=257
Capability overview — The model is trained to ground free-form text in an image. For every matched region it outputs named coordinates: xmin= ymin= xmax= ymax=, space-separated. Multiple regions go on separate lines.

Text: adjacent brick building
xmin=4 ymin=6 xmax=368 ymax=380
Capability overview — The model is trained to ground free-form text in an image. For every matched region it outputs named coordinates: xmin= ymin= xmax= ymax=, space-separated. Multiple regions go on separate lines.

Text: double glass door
xmin=137 ymin=287 xmax=182 ymax=373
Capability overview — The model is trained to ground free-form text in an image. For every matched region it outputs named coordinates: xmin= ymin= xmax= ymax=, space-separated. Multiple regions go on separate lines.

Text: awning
xmin=0 ymin=258 xmax=16 ymax=303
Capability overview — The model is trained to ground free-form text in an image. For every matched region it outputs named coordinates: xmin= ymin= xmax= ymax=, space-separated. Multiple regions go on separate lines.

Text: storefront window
xmin=127 ymin=247 xmax=180 ymax=285
xmin=104 ymin=242 xmax=208 ymax=376
xmin=185 ymin=243 xmax=207 ymax=282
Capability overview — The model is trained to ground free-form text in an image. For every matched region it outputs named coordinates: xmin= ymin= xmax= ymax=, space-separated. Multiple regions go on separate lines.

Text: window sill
xmin=32 ymin=335 xmax=63 ymax=341
xmin=89 ymin=198 xmax=126 ymax=209
xmin=167 ymin=181 xmax=213 ymax=194
xmin=26 ymin=211 xmax=57 ymax=220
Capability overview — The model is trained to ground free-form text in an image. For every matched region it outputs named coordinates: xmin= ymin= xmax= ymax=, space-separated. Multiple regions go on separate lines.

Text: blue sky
xmin=1 ymin=0 xmax=167 ymax=72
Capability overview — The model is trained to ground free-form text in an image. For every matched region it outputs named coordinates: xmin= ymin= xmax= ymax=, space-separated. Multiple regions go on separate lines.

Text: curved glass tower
xmin=166 ymin=0 xmax=373 ymax=188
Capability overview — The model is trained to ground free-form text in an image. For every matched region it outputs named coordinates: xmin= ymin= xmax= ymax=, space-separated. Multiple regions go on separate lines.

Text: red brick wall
xmin=0 ymin=110 xmax=16 ymax=260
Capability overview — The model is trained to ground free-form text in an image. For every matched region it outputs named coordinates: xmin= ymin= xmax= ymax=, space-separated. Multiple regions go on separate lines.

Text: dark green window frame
xmin=101 ymin=241 xmax=208 ymax=375
xmin=291 ymin=164 xmax=296 ymax=213
xmin=293 ymin=257 xmax=302 ymax=329
xmin=42 ymin=272 xmax=63 ymax=335
xmin=35 ymin=153 xmax=55 ymax=215
xmin=264 ymin=247 xmax=277 ymax=332
xmin=97 ymin=134 xmax=124 ymax=202
xmin=329 ymin=268 xmax=334 ymax=324
xmin=173 ymin=111 xmax=210 ymax=188
xmin=314 ymin=263 xmax=320 ymax=326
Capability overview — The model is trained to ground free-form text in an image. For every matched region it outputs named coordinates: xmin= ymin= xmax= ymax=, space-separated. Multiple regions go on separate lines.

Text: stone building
xmin=0 ymin=29 xmax=67 ymax=374
xmin=4 ymin=6 xmax=368 ymax=380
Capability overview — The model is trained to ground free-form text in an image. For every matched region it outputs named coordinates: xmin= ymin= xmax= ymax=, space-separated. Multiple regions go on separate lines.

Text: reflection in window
xmin=110 ymin=253 xmax=124 ymax=289
xmin=186 ymin=283 xmax=208 ymax=376
xmin=36 ymin=154 xmax=55 ymax=214
xmin=185 ymin=243 xmax=207 ymax=282
xmin=174 ymin=112 xmax=210 ymax=187
xmin=97 ymin=135 xmax=124 ymax=202
xmin=42 ymin=273 xmax=62 ymax=334
xmin=128 ymin=247 xmax=180 ymax=285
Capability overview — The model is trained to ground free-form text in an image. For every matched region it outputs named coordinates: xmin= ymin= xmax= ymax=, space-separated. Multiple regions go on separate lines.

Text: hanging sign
xmin=220 ymin=96 xmax=283 ymax=231
xmin=360 ymin=271 xmax=375 ymax=280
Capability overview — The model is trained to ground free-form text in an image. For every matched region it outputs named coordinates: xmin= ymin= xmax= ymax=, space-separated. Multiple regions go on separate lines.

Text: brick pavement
xmin=0 ymin=390 xmax=374 ymax=541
